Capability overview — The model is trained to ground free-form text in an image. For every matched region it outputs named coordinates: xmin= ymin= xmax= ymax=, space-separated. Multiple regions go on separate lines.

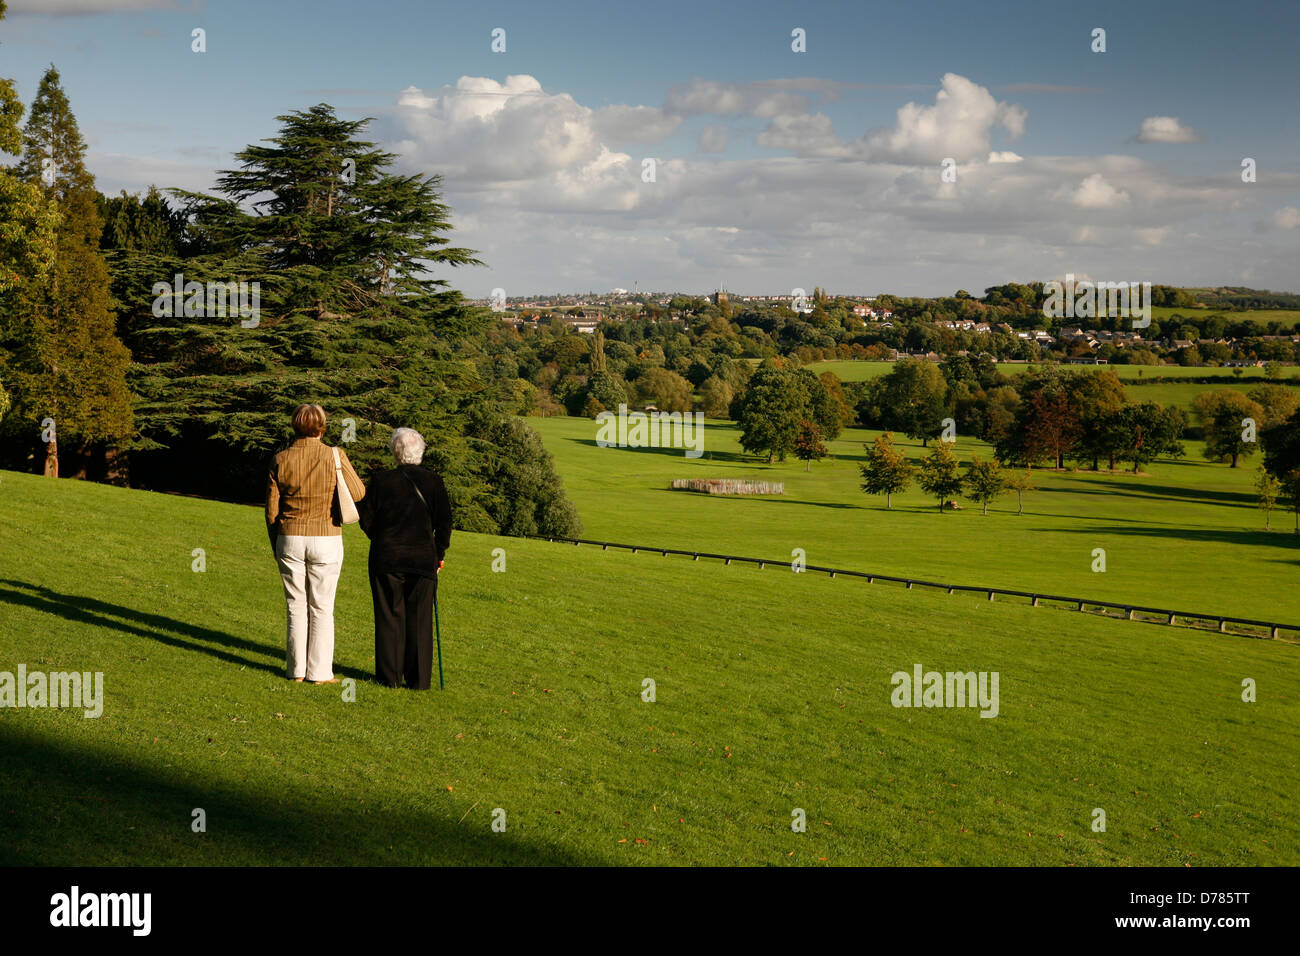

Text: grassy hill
xmin=0 ymin=469 xmax=1296 ymax=865
xmin=527 ymin=416 xmax=1300 ymax=623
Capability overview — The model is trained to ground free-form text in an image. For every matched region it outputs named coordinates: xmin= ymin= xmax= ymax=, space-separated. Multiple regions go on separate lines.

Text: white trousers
xmin=276 ymin=534 xmax=344 ymax=681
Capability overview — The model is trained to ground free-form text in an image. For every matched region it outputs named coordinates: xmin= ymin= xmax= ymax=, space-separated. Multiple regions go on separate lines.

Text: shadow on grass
xmin=0 ymin=578 xmax=370 ymax=683
xmin=567 ymin=437 xmax=754 ymax=464
xmin=0 ymin=724 xmax=603 ymax=866
xmin=1057 ymin=479 xmax=1257 ymax=507
xmin=1040 ymin=525 xmax=1300 ymax=555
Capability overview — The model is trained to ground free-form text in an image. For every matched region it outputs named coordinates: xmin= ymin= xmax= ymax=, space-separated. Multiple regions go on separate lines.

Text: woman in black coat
xmin=357 ymin=428 xmax=453 ymax=689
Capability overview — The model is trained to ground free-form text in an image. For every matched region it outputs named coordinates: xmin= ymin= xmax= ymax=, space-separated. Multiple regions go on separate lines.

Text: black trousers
xmin=369 ymin=570 xmax=436 ymax=689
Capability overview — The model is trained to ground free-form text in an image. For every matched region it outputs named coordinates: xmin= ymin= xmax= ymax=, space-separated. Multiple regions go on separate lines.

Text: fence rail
xmin=526 ymin=534 xmax=1300 ymax=642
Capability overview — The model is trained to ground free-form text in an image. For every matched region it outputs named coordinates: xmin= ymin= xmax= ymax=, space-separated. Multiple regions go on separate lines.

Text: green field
xmin=528 ymin=416 xmax=1300 ymax=623
xmin=1151 ymin=305 xmax=1300 ymax=327
xmin=1 ymin=469 xmax=1296 ymax=865
xmin=801 ymin=359 xmax=1293 ymax=413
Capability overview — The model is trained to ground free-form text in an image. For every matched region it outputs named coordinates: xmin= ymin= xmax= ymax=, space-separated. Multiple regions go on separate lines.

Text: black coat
xmin=357 ymin=465 xmax=452 ymax=579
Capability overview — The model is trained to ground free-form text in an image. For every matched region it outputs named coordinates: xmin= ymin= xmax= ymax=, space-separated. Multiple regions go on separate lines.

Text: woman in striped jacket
xmin=265 ymin=404 xmax=365 ymax=683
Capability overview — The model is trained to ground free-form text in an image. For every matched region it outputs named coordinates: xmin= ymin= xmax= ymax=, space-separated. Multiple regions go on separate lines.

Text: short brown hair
xmin=292 ymin=404 xmax=326 ymax=438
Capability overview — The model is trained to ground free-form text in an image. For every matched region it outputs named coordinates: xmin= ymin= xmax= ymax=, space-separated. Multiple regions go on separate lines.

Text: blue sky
xmin=3 ymin=0 xmax=1298 ymax=297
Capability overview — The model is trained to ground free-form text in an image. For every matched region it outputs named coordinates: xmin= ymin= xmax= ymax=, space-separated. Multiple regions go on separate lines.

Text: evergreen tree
xmin=111 ymin=104 xmax=578 ymax=535
xmin=0 ymin=65 xmax=133 ymax=477
xmin=0 ymin=2 xmax=59 ymax=434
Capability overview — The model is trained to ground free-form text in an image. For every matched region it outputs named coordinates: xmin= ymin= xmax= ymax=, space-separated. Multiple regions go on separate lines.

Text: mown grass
xmin=528 ymin=416 xmax=1300 ymax=623
xmin=0 ymin=469 xmax=1296 ymax=865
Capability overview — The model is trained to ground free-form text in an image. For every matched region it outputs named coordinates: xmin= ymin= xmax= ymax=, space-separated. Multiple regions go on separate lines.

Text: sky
xmin=2 ymin=0 xmax=1298 ymax=298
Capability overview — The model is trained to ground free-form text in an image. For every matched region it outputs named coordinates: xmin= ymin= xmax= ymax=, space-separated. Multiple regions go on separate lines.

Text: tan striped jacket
xmin=266 ymin=438 xmax=366 ymax=540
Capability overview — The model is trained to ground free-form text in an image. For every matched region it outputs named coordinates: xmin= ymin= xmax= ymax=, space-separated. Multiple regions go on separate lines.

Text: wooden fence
xmin=527 ymin=534 xmax=1299 ymax=642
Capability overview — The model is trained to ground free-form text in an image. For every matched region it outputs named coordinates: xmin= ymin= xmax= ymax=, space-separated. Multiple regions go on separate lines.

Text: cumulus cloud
xmin=347 ymin=73 xmax=1293 ymax=295
xmin=591 ymin=104 xmax=680 ymax=146
xmin=1133 ymin=116 xmax=1202 ymax=143
xmin=1272 ymin=206 xmax=1300 ymax=230
xmin=857 ymin=73 xmax=1026 ymax=164
xmin=1068 ymin=173 xmax=1131 ymax=209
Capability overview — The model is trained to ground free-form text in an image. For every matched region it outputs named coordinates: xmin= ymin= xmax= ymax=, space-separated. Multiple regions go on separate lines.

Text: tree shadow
xmin=567 ymin=437 xmax=753 ymax=464
xmin=0 ymin=578 xmax=370 ymax=683
xmin=1039 ymin=525 xmax=1300 ymax=555
xmin=0 ymin=724 xmax=603 ymax=866
xmin=1059 ymin=479 xmax=1257 ymax=507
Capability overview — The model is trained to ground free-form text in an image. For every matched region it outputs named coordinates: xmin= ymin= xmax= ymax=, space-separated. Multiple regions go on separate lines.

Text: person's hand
xmin=437 ymin=559 xmax=444 ymax=573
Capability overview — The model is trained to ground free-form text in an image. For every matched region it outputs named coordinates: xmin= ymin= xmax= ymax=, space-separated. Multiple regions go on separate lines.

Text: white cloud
xmin=1068 ymin=173 xmax=1131 ymax=209
xmin=857 ymin=73 xmax=1026 ymax=164
xmin=591 ymin=104 xmax=680 ymax=146
xmin=988 ymin=151 xmax=1023 ymax=164
xmin=1272 ymin=206 xmax=1300 ymax=230
xmin=1133 ymin=116 xmax=1202 ymax=144
xmin=663 ymin=78 xmax=833 ymax=119
xmin=756 ymin=113 xmax=841 ymax=154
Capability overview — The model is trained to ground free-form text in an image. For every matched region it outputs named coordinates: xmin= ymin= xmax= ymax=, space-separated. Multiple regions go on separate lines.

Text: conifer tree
xmin=0 ymin=65 xmax=132 ymax=477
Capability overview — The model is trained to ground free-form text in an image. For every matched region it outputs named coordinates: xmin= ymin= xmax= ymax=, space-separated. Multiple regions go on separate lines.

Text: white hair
xmin=390 ymin=427 xmax=426 ymax=465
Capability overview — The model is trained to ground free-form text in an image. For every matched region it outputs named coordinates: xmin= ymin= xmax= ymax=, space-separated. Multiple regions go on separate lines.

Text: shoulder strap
xmin=332 ymin=446 xmax=342 ymax=470
xmin=400 ymin=468 xmax=434 ymax=535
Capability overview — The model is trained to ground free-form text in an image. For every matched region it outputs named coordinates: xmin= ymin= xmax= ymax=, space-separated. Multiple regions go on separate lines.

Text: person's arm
xmin=430 ymin=473 xmax=452 ymax=562
xmin=339 ymin=447 xmax=366 ymax=501
xmin=357 ymin=476 xmax=378 ymax=537
xmin=265 ymin=460 xmax=281 ymax=554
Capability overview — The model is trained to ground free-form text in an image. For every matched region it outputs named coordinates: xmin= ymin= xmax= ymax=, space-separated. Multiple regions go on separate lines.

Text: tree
xmin=0 ymin=0 xmax=57 ymax=300
xmin=1193 ymin=390 xmax=1264 ymax=468
xmin=736 ymin=364 xmax=807 ymax=463
xmin=698 ymin=375 xmax=733 ymax=418
xmin=878 ymin=358 xmax=949 ymax=445
xmin=963 ymin=454 xmax=1007 ymax=515
xmin=1070 ymin=369 xmax=1126 ymax=469
xmin=1246 ymin=383 xmax=1300 ymax=430
xmin=634 ymin=366 xmax=692 ymax=413
xmin=1004 ymin=469 xmax=1035 ymax=515
xmin=793 ymin=420 xmax=827 ymax=471
xmin=917 ymin=441 xmax=963 ymax=512
xmin=859 ymin=432 xmax=913 ymax=509
xmin=1022 ymin=390 xmax=1082 ymax=470
xmin=0 ymin=65 xmax=133 ymax=477
xmin=584 ymin=370 xmax=627 ymax=413
xmin=1255 ymin=465 xmax=1281 ymax=531
xmin=1116 ymin=402 xmax=1186 ymax=473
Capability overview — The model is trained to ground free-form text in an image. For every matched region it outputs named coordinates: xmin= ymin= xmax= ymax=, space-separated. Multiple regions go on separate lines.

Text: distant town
xmin=472 ymin=286 xmax=1300 ymax=367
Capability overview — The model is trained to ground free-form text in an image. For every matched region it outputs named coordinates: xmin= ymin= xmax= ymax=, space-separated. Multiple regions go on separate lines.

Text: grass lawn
xmin=527 ymin=416 xmax=1300 ymax=623
xmin=0 ymin=469 xmax=1296 ymax=865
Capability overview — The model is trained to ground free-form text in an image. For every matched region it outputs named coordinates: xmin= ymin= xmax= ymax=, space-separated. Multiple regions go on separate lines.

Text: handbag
xmin=332 ymin=446 xmax=360 ymax=524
